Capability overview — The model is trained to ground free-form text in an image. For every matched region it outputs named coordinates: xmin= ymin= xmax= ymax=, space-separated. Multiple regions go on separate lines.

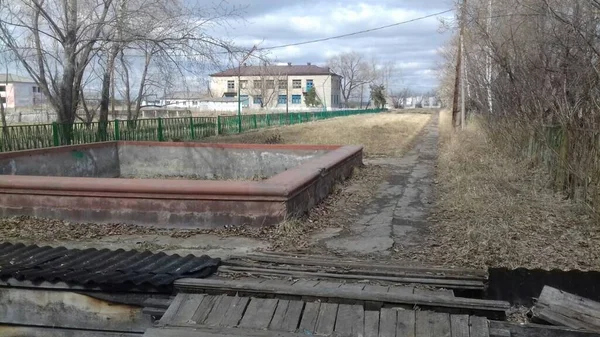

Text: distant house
xmin=0 ymin=74 xmax=46 ymax=108
xmin=209 ymin=63 xmax=343 ymax=110
xmin=150 ymin=92 xmax=239 ymax=112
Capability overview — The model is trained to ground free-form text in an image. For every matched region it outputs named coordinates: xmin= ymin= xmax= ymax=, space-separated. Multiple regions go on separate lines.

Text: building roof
xmin=0 ymin=74 xmax=35 ymax=83
xmin=210 ymin=64 xmax=340 ymax=77
xmin=0 ymin=242 xmax=220 ymax=291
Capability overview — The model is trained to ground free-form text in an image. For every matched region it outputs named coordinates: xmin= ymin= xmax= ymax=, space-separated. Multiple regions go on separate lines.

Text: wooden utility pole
xmin=452 ymin=0 xmax=467 ymax=129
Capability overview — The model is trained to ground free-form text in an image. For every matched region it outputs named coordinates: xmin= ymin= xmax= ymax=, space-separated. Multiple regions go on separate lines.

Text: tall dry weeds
xmin=413 ymin=111 xmax=600 ymax=270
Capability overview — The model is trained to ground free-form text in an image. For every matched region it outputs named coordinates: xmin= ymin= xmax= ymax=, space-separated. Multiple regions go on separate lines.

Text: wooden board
xmin=175 ymin=278 xmax=509 ymax=318
xmin=298 ymin=301 xmax=320 ymax=333
xmin=0 ymin=326 xmax=140 ymax=337
xmin=490 ymin=320 xmax=600 ymax=337
xmin=227 ymin=254 xmax=487 ymax=279
xmin=218 ymin=265 xmax=484 ymax=290
xmin=416 ymin=311 xmax=451 ymax=337
xmin=379 ymin=308 xmax=398 ymax=337
xmin=171 ymin=294 xmax=206 ymax=325
xmin=364 ymin=310 xmax=380 ymax=337
xmin=191 ymin=295 xmax=220 ymax=324
xmin=203 ymin=296 xmax=236 ymax=327
xmin=238 ymin=298 xmax=279 ymax=329
xmin=397 ymin=310 xmax=416 ymax=337
xmin=470 ymin=316 xmax=490 ymax=337
xmin=269 ymin=300 xmax=304 ymax=332
xmin=532 ymin=286 xmax=600 ymax=332
xmin=450 ymin=314 xmax=470 ymax=337
xmin=334 ymin=304 xmax=364 ymax=336
xmin=220 ymin=297 xmax=250 ymax=327
xmin=314 ymin=302 xmax=338 ymax=335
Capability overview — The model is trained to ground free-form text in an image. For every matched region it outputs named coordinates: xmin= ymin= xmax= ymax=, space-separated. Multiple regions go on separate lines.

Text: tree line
xmin=439 ymin=0 xmax=600 ymax=211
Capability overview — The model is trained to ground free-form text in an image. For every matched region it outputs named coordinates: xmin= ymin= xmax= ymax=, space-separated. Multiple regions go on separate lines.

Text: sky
xmin=214 ymin=0 xmax=455 ymax=92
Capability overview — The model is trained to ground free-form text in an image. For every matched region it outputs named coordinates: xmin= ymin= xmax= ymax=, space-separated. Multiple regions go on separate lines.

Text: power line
xmin=256 ymin=9 xmax=454 ymax=51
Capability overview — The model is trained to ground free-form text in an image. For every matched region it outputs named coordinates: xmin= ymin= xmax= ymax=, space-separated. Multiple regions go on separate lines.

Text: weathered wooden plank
xmin=203 ymin=296 xmax=235 ymax=327
xmin=364 ymin=310 xmax=379 ymax=337
xmin=488 ymin=328 xmax=511 ymax=337
xmin=396 ymin=310 xmax=416 ymax=337
xmin=339 ymin=282 xmax=367 ymax=292
xmin=532 ymin=286 xmax=600 ymax=332
xmin=490 ymin=320 xmax=600 ymax=337
xmin=191 ymin=295 xmax=220 ymax=325
xmin=298 ymin=302 xmax=320 ymax=333
xmin=379 ymin=308 xmax=398 ymax=337
xmin=0 ymin=287 xmax=152 ymax=333
xmin=175 ymin=278 xmax=509 ymax=318
xmin=450 ymin=314 xmax=470 ymax=337
xmin=292 ymin=279 xmax=320 ymax=288
xmin=229 ymin=254 xmax=487 ymax=279
xmin=414 ymin=288 xmax=454 ymax=297
xmin=470 ymin=316 xmax=490 ymax=337
xmin=363 ymin=284 xmax=390 ymax=293
xmin=143 ymin=326 xmax=308 ymax=337
xmin=315 ymin=302 xmax=339 ymax=335
xmin=217 ymin=265 xmax=484 ymax=290
xmin=238 ymin=298 xmax=279 ymax=329
xmin=0 ymin=326 xmax=140 ymax=337
xmin=389 ymin=285 xmax=415 ymax=296
xmin=315 ymin=281 xmax=342 ymax=289
xmin=159 ymin=293 xmax=187 ymax=326
xmin=269 ymin=300 xmax=304 ymax=332
xmin=220 ymin=296 xmax=250 ymax=327
xmin=172 ymin=294 xmax=206 ymax=325
xmin=416 ymin=311 xmax=451 ymax=337
xmin=335 ymin=304 xmax=364 ymax=336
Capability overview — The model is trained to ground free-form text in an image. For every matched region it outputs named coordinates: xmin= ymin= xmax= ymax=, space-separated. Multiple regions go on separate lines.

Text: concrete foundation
xmin=0 ymin=141 xmax=362 ymax=228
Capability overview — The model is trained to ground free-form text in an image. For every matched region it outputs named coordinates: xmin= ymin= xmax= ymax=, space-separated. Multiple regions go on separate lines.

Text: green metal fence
xmin=0 ymin=108 xmax=383 ymax=152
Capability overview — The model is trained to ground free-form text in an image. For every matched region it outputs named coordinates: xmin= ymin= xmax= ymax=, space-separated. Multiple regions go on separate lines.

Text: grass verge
xmin=403 ymin=111 xmax=600 ymax=270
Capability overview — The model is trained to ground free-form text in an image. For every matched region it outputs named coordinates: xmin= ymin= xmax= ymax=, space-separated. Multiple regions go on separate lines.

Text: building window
xmin=278 ymin=95 xmax=287 ymax=105
xmin=278 ymin=79 xmax=287 ymax=88
xmin=227 ymin=80 xmax=235 ymax=90
xmin=292 ymin=79 xmax=301 ymax=89
xmin=0 ymin=85 xmax=5 ymax=92
xmin=0 ymin=97 xmax=5 ymax=104
xmin=253 ymin=95 xmax=262 ymax=105
xmin=292 ymin=95 xmax=301 ymax=104
xmin=306 ymin=79 xmax=314 ymax=91
xmin=253 ymin=80 xmax=261 ymax=88
xmin=266 ymin=80 xmax=275 ymax=89
xmin=240 ymin=80 xmax=248 ymax=89
xmin=240 ymin=95 xmax=249 ymax=107
xmin=192 ymin=101 xmax=198 ymax=105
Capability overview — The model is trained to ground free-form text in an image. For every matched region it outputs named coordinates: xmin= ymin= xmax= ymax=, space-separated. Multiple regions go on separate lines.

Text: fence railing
xmin=0 ymin=109 xmax=383 ymax=152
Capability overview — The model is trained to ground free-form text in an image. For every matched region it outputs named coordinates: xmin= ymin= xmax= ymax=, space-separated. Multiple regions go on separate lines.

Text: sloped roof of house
xmin=0 ymin=74 xmax=35 ymax=83
xmin=210 ymin=64 xmax=341 ymax=77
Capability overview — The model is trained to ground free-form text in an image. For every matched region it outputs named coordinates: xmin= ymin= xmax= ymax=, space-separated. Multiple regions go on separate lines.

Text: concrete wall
xmin=118 ymin=142 xmax=328 ymax=180
xmin=0 ymin=143 xmax=119 ymax=177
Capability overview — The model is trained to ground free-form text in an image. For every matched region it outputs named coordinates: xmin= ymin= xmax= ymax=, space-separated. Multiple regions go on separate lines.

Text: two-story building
xmin=0 ymin=74 xmax=45 ymax=109
xmin=209 ymin=63 xmax=342 ymax=111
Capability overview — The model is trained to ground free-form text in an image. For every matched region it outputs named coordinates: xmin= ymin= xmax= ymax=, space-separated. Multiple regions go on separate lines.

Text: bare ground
xmin=0 ymin=111 xmax=432 ymax=256
xmin=394 ymin=111 xmax=600 ymax=271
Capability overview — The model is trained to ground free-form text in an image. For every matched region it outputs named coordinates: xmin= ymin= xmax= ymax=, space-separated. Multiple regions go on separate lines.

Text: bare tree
xmin=327 ymin=51 xmax=377 ymax=108
xmin=245 ymin=63 xmax=286 ymax=109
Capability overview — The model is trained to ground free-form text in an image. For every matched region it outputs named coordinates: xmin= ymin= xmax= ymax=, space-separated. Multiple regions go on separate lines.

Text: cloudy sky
xmin=214 ymin=0 xmax=455 ymax=92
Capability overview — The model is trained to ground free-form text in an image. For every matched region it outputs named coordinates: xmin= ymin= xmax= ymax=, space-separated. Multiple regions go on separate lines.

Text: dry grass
xmin=204 ymin=112 xmax=432 ymax=157
xmin=404 ymin=110 xmax=600 ymax=270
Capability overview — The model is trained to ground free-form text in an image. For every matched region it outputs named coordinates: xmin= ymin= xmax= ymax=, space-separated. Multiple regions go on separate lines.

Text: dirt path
xmin=321 ymin=112 xmax=439 ymax=256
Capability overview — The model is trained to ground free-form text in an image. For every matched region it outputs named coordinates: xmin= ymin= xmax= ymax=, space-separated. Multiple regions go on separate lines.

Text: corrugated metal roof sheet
xmin=0 ymin=242 xmax=220 ymax=289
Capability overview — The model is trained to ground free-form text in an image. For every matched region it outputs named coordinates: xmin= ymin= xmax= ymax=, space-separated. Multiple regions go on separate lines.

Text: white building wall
xmin=209 ymin=74 xmax=343 ymax=111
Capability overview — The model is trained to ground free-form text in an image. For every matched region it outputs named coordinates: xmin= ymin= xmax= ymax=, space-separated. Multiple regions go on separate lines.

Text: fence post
xmin=217 ymin=115 xmax=221 ymax=135
xmin=267 ymin=114 xmax=271 ymax=127
xmin=189 ymin=116 xmax=195 ymax=139
xmin=114 ymin=119 xmax=120 ymax=141
xmin=52 ymin=122 xmax=60 ymax=146
xmin=253 ymin=114 xmax=257 ymax=129
xmin=157 ymin=117 xmax=164 ymax=141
